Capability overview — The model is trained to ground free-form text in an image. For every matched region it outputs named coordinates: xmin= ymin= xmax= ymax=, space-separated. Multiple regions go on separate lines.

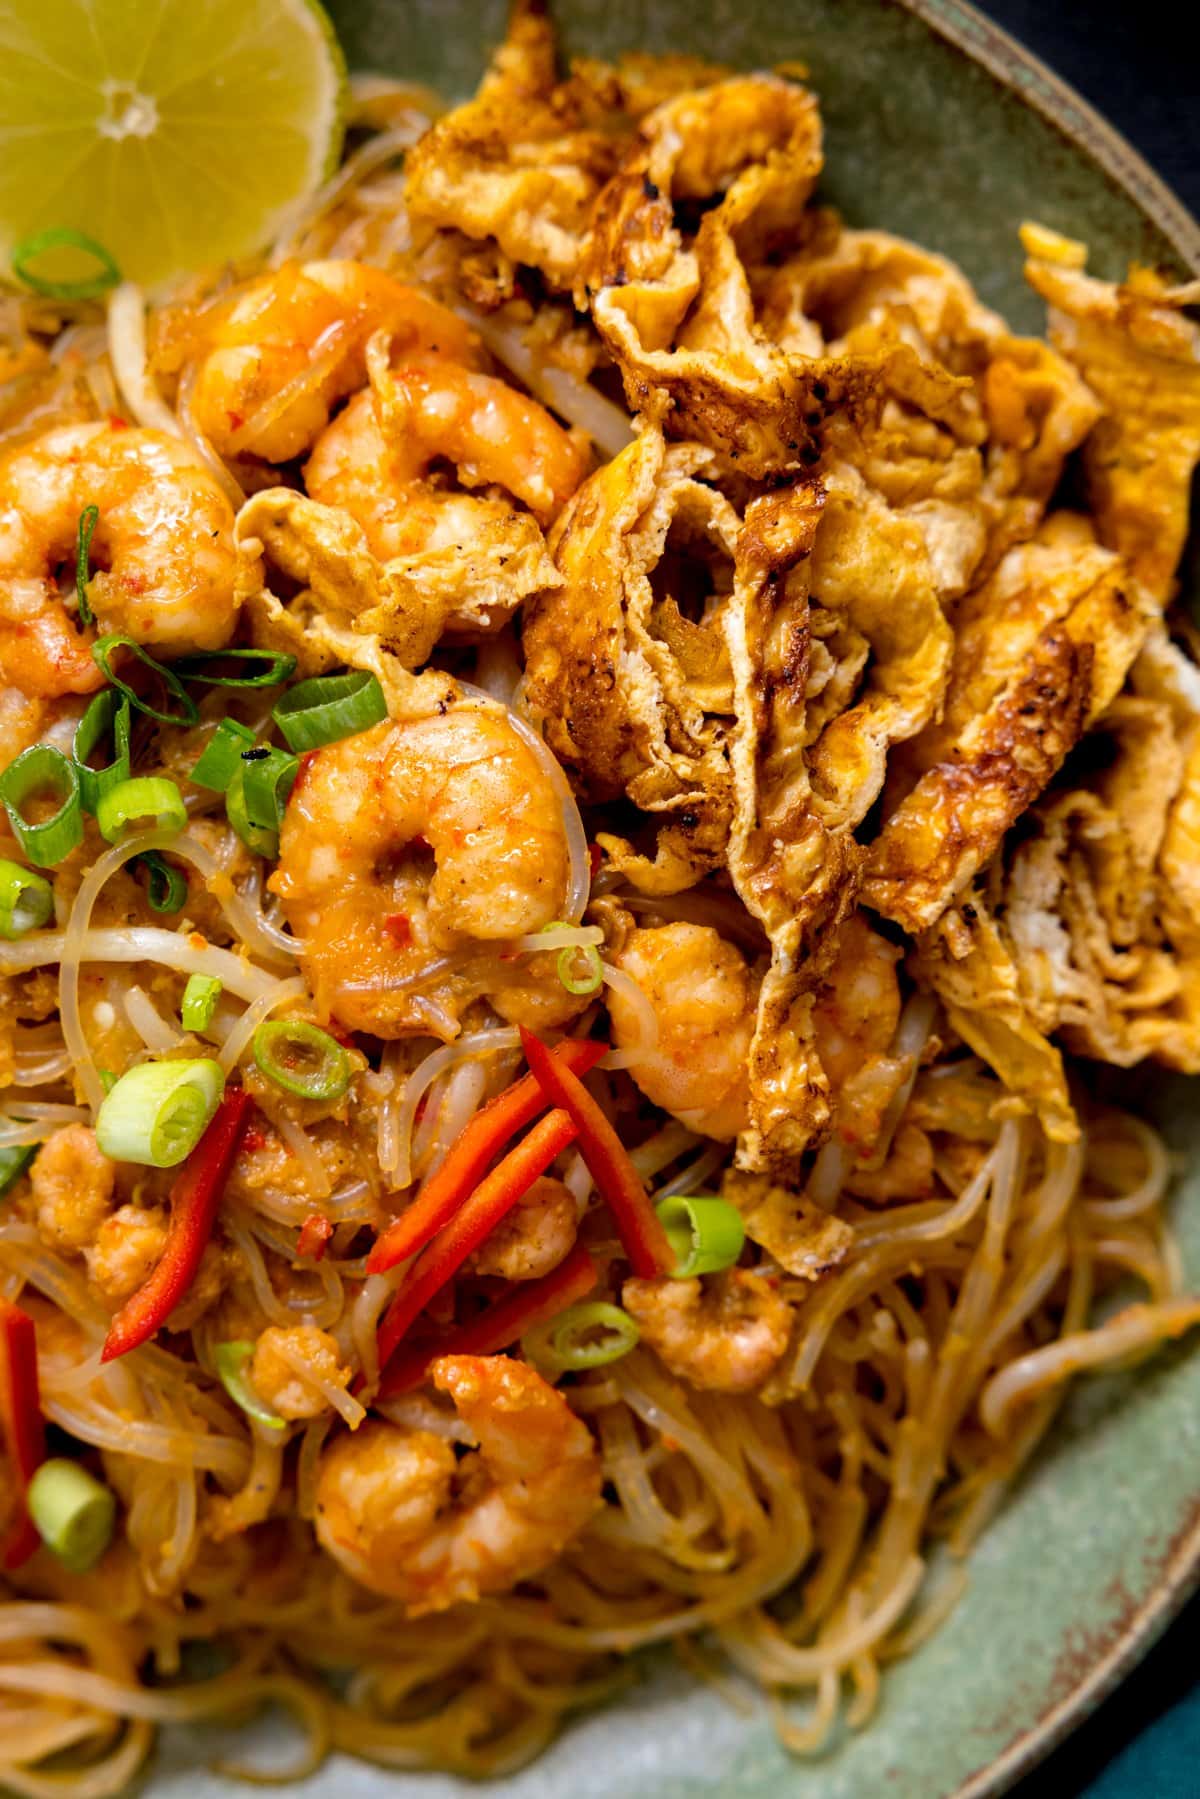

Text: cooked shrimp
xmin=189 ymin=260 xmax=482 ymax=463
xmin=30 ymin=1123 xmax=115 ymax=1253
xmin=251 ymin=1325 xmax=352 ymax=1421
xmin=306 ymin=389 xmax=510 ymax=559
xmin=84 ymin=1205 xmax=167 ymax=1302
xmin=271 ymin=705 xmax=574 ymax=1037
xmin=811 ymin=912 xmax=905 ymax=1148
xmin=306 ymin=361 xmax=586 ymax=536
xmin=0 ymin=422 xmax=239 ymax=696
xmin=314 ymin=1353 xmax=602 ymax=1612
xmin=811 ymin=914 xmax=901 ymax=1092
xmin=609 ymin=923 xmax=757 ymax=1140
xmin=622 ymin=1270 xmax=791 ymax=1393
xmin=465 ymin=1176 xmax=577 ymax=1280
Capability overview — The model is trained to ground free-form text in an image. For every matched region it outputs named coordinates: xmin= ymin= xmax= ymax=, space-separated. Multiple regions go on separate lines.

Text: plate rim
xmin=882 ymin=9 xmax=1199 ymax=1790
xmin=901 ymin=0 xmax=1200 ymax=276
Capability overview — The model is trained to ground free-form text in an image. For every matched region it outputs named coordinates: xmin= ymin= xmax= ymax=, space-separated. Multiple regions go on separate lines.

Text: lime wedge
xmin=0 ymin=0 xmax=347 ymax=293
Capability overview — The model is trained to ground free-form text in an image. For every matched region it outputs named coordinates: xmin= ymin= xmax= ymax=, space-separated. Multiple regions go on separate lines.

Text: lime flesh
xmin=0 ymin=0 xmax=346 ymax=292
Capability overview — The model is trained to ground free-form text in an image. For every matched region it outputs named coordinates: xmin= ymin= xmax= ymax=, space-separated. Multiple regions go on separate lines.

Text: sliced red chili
xmin=377 ymin=1243 xmax=598 ymax=1398
xmin=367 ymin=1037 xmax=605 ymax=1274
xmin=0 ymin=1300 xmax=46 ymax=1568
xmin=374 ymin=1106 xmax=579 ymax=1372
xmin=519 ymin=1027 xmax=675 ymax=1279
xmin=101 ymin=1088 xmax=253 ymax=1362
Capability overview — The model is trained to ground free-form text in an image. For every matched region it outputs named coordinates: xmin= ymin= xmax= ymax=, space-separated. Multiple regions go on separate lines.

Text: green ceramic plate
xmin=148 ymin=5 xmax=1200 ymax=1796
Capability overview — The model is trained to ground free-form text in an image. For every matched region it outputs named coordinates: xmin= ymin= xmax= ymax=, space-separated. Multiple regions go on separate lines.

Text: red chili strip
xmin=519 ymin=1027 xmax=675 ymax=1279
xmin=367 ymin=1036 xmax=605 ymax=1274
xmin=297 ymin=1212 xmax=333 ymax=1261
xmin=0 ymin=1301 xmax=47 ymax=1568
xmin=375 ymin=1106 xmax=578 ymax=1372
xmin=101 ymin=1088 xmax=253 ymax=1362
xmin=377 ymin=1242 xmax=599 ymax=1398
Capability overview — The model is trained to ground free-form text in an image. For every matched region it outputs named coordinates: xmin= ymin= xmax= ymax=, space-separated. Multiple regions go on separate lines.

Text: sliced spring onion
xmin=225 ymin=766 xmax=276 ymax=859
xmin=96 ymin=776 xmax=186 ymax=843
xmin=10 ymin=227 xmax=122 ymax=301
xmin=243 ymin=748 xmax=298 ymax=831
xmin=656 ymin=1195 xmax=745 ymax=1279
xmin=272 ymin=669 xmax=388 ymax=752
xmin=95 ymin=1058 xmax=225 ymax=1168
xmin=26 ymin=1458 xmax=117 ymax=1573
xmin=214 ymin=1340 xmax=287 ymax=1431
xmin=191 ymin=716 xmax=257 ymax=793
xmin=91 ymin=635 xmax=199 ymax=727
xmin=0 ymin=1145 xmax=37 ymax=1200
xmin=557 ymin=943 xmax=603 ymax=995
xmin=182 ymin=974 xmax=222 ymax=1034
xmin=226 ymin=748 xmax=297 ymax=860
xmin=98 ymin=1070 xmax=118 ymax=1096
xmin=175 ymin=649 xmax=298 ymax=689
xmin=253 ymin=1019 xmax=351 ymax=1102
xmin=75 ymin=504 xmax=100 ymax=627
xmin=135 ymin=850 xmax=187 ymax=914
xmin=0 ymin=859 xmax=53 ymax=940
xmin=0 ymin=747 xmax=83 ymax=868
xmin=522 ymin=1301 xmax=640 ymax=1373
xmin=73 ymin=690 xmax=132 ymax=815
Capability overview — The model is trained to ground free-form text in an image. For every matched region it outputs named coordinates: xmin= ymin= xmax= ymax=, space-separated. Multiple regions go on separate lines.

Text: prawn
xmin=270 ymin=704 xmax=575 ymax=1038
xmin=188 ymin=259 xmax=483 ymax=463
xmin=251 ymin=1325 xmax=353 ymax=1420
xmin=0 ymin=422 xmax=239 ymax=697
xmin=622 ymin=1270 xmax=791 ymax=1393
xmin=306 ymin=358 xmax=586 ymax=537
xmin=313 ymin=1353 xmax=602 ymax=1613
xmin=811 ymin=913 xmax=906 ymax=1149
xmin=29 ymin=1122 xmax=115 ymax=1254
xmin=465 ymin=1175 xmax=578 ymax=1281
xmin=608 ymin=922 xmax=757 ymax=1140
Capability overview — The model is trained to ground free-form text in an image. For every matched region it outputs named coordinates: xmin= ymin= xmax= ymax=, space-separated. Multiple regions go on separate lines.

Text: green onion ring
xmin=191 ymin=716 xmax=257 ymax=793
xmin=556 ymin=943 xmax=603 ymax=995
xmin=241 ymin=747 xmax=298 ymax=832
xmin=91 ymin=634 xmax=199 ymax=727
xmin=135 ymin=850 xmax=188 ymax=914
xmin=0 ymin=746 xmax=83 ymax=868
xmin=11 ymin=227 xmax=122 ymax=300
xmin=174 ymin=649 xmax=298 ymax=689
xmin=181 ymin=974 xmax=223 ymax=1034
xmin=95 ymin=1058 xmax=226 ymax=1168
xmin=96 ymin=775 xmax=187 ymax=844
xmin=522 ymin=1301 xmax=640 ymax=1373
xmin=26 ymin=1458 xmax=117 ymax=1572
xmin=73 ymin=689 xmax=132 ymax=815
xmin=214 ymin=1341 xmax=287 ymax=1431
xmin=272 ymin=669 xmax=388 ymax=751
xmin=226 ymin=747 xmax=297 ymax=859
xmin=74 ymin=504 xmax=99 ymax=627
xmin=225 ymin=765 xmax=277 ymax=860
xmin=0 ymin=857 xmax=53 ymax=940
xmin=655 ymin=1195 xmax=745 ymax=1279
xmin=253 ymin=1019 xmax=351 ymax=1102
xmin=0 ymin=1144 xmax=37 ymax=1200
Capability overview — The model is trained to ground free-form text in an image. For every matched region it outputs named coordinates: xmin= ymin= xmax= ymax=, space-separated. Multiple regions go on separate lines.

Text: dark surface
xmin=976 ymin=9 xmax=1199 ymax=1794
xmin=975 ymin=0 xmax=1200 ymax=223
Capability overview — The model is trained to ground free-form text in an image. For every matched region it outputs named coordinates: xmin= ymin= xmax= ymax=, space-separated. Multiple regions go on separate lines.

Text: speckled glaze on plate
xmin=145 ymin=5 xmax=1200 ymax=1797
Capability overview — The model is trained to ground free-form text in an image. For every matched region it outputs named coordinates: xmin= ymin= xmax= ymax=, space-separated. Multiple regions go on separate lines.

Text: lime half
xmin=0 ymin=0 xmax=347 ymax=292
